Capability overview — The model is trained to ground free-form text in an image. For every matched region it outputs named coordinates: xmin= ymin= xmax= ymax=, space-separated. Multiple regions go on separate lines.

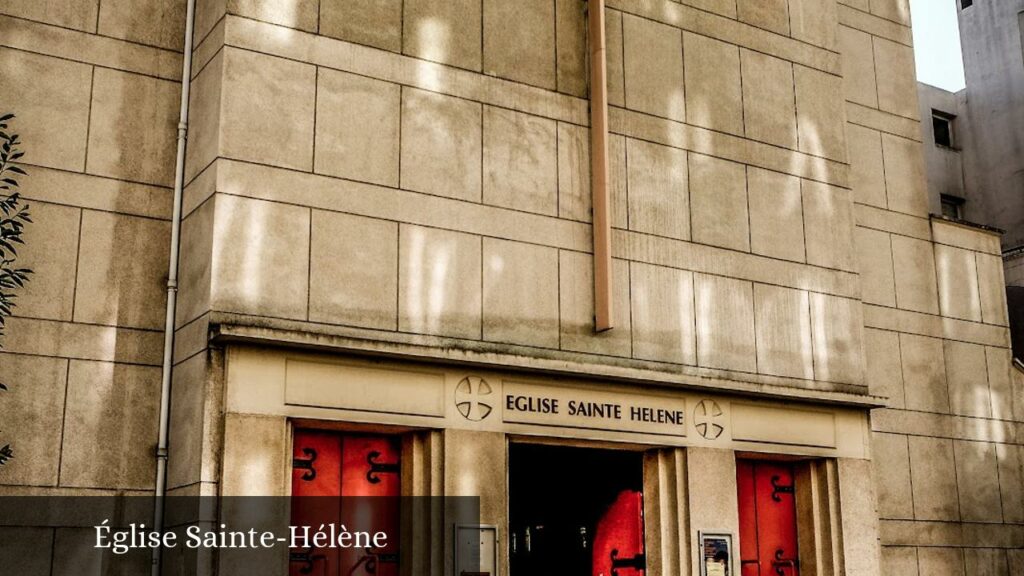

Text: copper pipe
xmin=589 ymin=0 xmax=613 ymax=331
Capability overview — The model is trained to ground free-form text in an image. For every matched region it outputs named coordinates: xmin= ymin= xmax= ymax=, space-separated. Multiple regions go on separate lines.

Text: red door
xmin=290 ymin=430 xmax=401 ymax=576
xmin=737 ymin=461 xmax=799 ymax=576
xmin=592 ymin=490 xmax=645 ymax=576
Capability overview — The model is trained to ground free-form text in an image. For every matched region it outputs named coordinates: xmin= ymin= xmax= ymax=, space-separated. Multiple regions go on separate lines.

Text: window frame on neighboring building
xmin=960 ymin=0 xmax=973 ymax=10
xmin=931 ymin=110 xmax=957 ymax=149
xmin=940 ymin=194 xmax=966 ymax=220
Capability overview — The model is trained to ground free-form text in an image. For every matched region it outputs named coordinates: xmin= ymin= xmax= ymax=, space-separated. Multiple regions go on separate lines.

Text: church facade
xmin=0 ymin=0 xmax=1021 ymax=574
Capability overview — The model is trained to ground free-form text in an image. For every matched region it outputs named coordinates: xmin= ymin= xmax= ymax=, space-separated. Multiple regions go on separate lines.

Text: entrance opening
xmin=290 ymin=430 xmax=401 ymax=576
xmin=509 ymin=443 xmax=645 ymax=576
xmin=737 ymin=460 xmax=800 ymax=576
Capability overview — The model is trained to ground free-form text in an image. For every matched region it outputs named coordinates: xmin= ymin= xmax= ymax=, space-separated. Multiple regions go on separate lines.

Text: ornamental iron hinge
xmin=289 ymin=546 xmax=325 ymax=575
xmin=770 ymin=475 xmax=794 ymax=502
xmin=293 ymin=447 xmax=318 ymax=482
xmin=610 ymin=549 xmax=646 ymax=576
xmin=366 ymin=451 xmax=400 ymax=484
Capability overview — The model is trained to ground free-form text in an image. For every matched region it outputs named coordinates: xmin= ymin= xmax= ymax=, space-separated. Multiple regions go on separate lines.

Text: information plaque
xmin=699 ymin=531 xmax=734 ymax=576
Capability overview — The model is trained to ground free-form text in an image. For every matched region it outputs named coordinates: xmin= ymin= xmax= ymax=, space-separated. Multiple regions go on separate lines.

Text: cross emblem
xmin=455 ymin=376 xmax=493 ymax=421
xmin=693 ymin=400 xmax=725 ymax=440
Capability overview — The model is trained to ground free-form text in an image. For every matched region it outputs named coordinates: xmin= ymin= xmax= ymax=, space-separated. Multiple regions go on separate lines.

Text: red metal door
xmin=737 ymin=461 xmax=800 ymax=576
xmin=290 ymin=430 xmax=401 ymax=576
xmin=591 ymin=490 xmax=645 ymax=576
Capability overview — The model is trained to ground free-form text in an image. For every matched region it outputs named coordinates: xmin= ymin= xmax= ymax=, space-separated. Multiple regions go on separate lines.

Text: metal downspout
xmin=153 ymin=0 xmax=197 ymax=573
xmin=589 ymin=0 xmax=613 ymax=332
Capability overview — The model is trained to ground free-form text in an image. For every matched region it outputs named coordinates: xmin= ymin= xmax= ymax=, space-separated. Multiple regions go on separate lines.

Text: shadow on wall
xmin=1008 ymin=286 xmax=1024 ymax=361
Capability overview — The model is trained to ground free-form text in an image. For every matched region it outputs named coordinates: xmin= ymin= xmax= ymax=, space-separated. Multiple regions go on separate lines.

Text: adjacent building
xmin=918 ymin=0 xmax=1024 ymax=357
xmin=0 ymin=0 xmax=1022 ymax=575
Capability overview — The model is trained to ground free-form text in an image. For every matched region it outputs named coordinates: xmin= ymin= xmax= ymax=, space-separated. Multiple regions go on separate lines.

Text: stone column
xmin=643 ymin=448 xmax=690 ymax=576
xmin=686 ymin=448 xmax=740 ymax=574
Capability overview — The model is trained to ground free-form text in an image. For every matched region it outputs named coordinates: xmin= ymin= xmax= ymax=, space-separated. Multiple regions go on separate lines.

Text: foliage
xmin=0 ymin=113 xmax=32 ymax=465
xmin=0 ymin=113 xmax=32 ymax=348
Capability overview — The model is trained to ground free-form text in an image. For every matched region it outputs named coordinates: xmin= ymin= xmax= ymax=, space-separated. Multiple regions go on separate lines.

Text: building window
xmin=932 ymin=111 xmax=955 ymax=148
xmin=941 ymin=194 xmax=965 ymax=220
xmin=961 ymin=0 xmax=973 ymax=9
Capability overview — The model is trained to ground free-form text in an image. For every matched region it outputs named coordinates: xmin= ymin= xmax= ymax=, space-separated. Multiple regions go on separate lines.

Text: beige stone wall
xmin=1 ymin=0 xmax=1022 ymax=574
xmin=179 ymin=0 xmax=867 ymax=407
xmin=0 ymin=2 xmax=184 ymax=498
xmin=839 ymin=0 xmax=1024 ymax=572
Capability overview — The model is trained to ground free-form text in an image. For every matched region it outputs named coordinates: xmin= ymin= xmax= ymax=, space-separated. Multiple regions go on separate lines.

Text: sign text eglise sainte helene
xmin=501 ymin=381 xmax=687 ymax=437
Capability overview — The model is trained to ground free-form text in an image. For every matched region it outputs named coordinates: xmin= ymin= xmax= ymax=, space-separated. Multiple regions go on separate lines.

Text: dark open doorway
xmin=509 ymin=443 xmax=645 ymax=576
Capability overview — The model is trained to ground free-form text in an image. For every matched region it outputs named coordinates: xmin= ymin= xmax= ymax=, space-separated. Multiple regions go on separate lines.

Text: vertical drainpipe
xmin=153 ymin=0 xmax=196 ymax=574
xmin=589 ymin=0 xmax=614 ymax=332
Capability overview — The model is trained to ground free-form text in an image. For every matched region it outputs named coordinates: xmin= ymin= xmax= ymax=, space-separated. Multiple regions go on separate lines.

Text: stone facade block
xmin=689 ymin=154 xmax=749 ymax=252
xmin=737 ymin=0 xmax=790 ymax=36
xmin=73 ymin=210 xmax=170 ymax=330
xmin=559 ymin=252 xmax=631 ymax=357
xmin=935 ymin=244 xmax=982 ymax=322
xmin=908 ymin=436 xmax=960 ymax=521
xmin=14 ymin=201 xmax=80 ymax=321
xmin=794 ymin=65 xmax=846 ymax=161
xmin=483 ymin=0 xmax=555 ymax=89
xmin=400 ymin=88 xmax=482 ymax=202
xmin=916 ymin=548 xmax=965 ymax=576
xmin=802 ymin=181 xmax=855 ymax=271
xmin=220 ymin=48 xmax=316 ymax=171
xmin=810 ymin=293 xmax=864 ymax=385
xmin=847 ymin=124 xmax=887 ymax=208
xmin=873 ymin=432 xmax=914 ymax=519
xmin=320 ymin=0 xmax=403 ymax=52
xmin=630 ymin=262 xmax=696 ymax=365
xmin=740 ymin=49 xmax=798 ymax=150
xmin=97 ymin=0 xmax=186 ymax=50
xmin=855 ymin=226 xmax=896 ymax=307
xmin=839 ymin=26 xmax=878 ymax=108
xmin=404 ymin=0 xmax=482 ymax=70
xmin=622 ymin=14 xmax=684 ymax=121
xmin=789 ymin=0 xmax=838 ymax=50
xmin=976 ymin=253 xmax=1008 ymax=325
xmin=0 ymin=48 xmax=92 ymax=172
xmin=953 ymin=440 xmax=1003 ymax=523
xmin=229 ymin=0 xmax=317 ymax=32
xmin=555 ymin=0 xmax=587 ymax=97
xmin=754 ymin=284 xmax=813 ymax=379
xmin=483 ymin=107 xmax=557 ymax=215
xmin=996 ymin=443 xmax=1024 ymax=523
xmin=0 ymin=354 xmax=68 ymax=486
xmin=60 ymin=360 xmax=160 ymax=489
xmin=310 ymin=211 xmax=398 ymax=330
xmin=399 ymin=225 xmax=481 ymax=339
xmin=211 ymin=195 xmax=310 ymax=321
xmin=900 ymin=333 xmax=949 ymax=413
xmin=483 ymin=238 xmax=559 ymax=348
xmin=605 ymin=9 xmax=625 ymax=107
xmin=626 ymin=139 xmax=689 ymax=240
xmin=881 ymin=133 xmax=928 ymax=216
xmin=986 ymin=347 xmax=1015 ymax=421
xmin=864 ymin=328 xmax=904 ymax=407
xmin=748 ymin=168 xmax=805 ymax=263
xmin=184 ymin=49 xmax=223 ymax=183
xmin=315 ymin=70 xmax=401 ymax=187
xmin=694 ymin=273 xmax=756 ymax=372
xmin=86 ymin=68 xmax=180 ymax=186
xmin=891 ymin=234 xmax=940 ymax=314
xmin=874 ymin=37 xmax=919 ymax=119
xmin=683 ymin=32 xmax=743 ymax=135
xmin=944 ymin=340 xmax=992 ymax=418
